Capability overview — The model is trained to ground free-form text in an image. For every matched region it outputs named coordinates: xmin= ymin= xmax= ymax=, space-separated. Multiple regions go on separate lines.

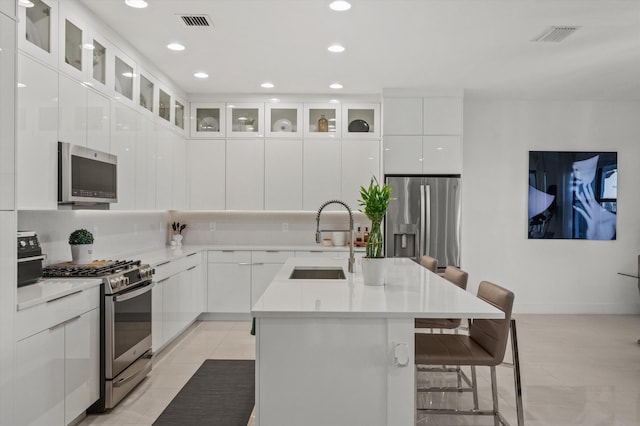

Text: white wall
xmin=462 ymin=100 xmax=640 ymax=313
xmin=18 ymin=211 xmax=169 ymax=264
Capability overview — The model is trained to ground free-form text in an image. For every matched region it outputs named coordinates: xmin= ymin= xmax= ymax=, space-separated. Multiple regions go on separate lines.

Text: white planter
xmin=361 ymin=257 xmax=386 ymax=286
xmin=70 ymin=244 xmax=93 ymax=264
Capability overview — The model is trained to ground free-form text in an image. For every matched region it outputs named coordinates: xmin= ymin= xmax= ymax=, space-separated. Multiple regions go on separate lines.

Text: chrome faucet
xmin=316 ymin=200 xmax=355 ymax=273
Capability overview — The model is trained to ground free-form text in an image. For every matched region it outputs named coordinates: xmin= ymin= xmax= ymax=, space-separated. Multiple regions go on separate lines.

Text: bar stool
xmin=419 ymin=255 xmax=438 ymax=272
xmin=415 ymin=281 xmax=524 ymax=426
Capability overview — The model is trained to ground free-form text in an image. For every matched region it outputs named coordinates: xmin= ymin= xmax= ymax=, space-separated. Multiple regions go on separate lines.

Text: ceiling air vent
xmin=531 ymin=26 xmax=580 ymax=42
xmin=178 ymin=14 xmax=212 ymax=27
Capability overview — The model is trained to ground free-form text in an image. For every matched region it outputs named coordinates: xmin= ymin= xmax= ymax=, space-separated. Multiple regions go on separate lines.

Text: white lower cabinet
xmin=251 ymin=251 xmax=294 ymax=306
xmin=207 ymin=251 xmax=252 ymax=313
xmin=15 ymin=287 xmax=100 ymax=426
xmin=152 ymin=253 xmax=203 ymax=353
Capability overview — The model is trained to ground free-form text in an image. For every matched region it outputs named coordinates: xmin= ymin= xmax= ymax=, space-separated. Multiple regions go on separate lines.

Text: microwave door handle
xmin=114 ymin=281 xmax=155 ymax=302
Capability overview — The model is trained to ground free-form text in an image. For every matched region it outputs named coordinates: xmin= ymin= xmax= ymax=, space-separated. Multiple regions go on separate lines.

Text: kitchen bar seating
xmin=415 ymin=265 xmax=469 ymax=330
xmin=419 ymin=255 xmax=438 ymax=272
xmin=415 ymin=281 xmax=524 ymax=426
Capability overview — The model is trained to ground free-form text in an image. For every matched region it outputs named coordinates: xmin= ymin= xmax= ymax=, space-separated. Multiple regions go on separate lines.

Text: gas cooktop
xmin=43 ymin=259 xmax=142 ymax=278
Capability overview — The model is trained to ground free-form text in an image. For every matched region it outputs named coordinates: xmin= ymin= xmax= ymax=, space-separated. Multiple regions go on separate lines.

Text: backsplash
xmin=18 ymin=210 xmax=371 ymax=264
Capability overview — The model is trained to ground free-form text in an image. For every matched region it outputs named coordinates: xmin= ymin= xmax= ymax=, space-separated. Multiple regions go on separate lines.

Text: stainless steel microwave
xmin=58 ymin=142 xmax=118 ymax=205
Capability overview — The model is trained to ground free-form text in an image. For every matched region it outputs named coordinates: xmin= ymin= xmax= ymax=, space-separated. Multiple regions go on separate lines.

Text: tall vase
xmin=366 ymin=220 xmax=383 ymax=258
xmin=318 ymin=114 xmax=328 ymax=132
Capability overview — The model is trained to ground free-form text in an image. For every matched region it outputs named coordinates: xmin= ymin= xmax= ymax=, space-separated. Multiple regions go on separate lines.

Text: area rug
xmin=153 ymin=359 xmax=255 ymax=426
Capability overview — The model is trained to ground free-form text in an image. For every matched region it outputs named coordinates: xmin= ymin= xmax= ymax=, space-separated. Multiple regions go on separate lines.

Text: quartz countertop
xmin=251 ymin=257 xmax=504 ymax=319
xmin=17 ymin=278 xmax=102 ymax=311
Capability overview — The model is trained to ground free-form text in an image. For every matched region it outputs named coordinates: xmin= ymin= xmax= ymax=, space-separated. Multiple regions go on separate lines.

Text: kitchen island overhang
xmin=252 ymin=257 xmax=504 ymax=426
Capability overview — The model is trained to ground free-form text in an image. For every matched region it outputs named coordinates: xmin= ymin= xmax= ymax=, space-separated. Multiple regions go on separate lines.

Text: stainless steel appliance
xmin=385 ymin=175 xmax=461 ymax=268
xmin=17 ymin=231 xmax=45 ymax=286
xmin=58 ymin=141 xmax=118 ymax=206
xmin=43 ymin=260 xmax=154 ymax=412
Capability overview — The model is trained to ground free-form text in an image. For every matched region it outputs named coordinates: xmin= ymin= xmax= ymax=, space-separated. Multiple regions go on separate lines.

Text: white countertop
xmin=252 ymin=257 xmax=504 ymax=319
xmin=17 ymin=278 xmax=102 ymax=311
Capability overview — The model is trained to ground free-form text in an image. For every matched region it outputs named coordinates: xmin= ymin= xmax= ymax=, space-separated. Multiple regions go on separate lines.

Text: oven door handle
xmin=114 ymin=281 xmax=155 ymax=302
xmin=113 ymin=353 xmax=153 ymax=387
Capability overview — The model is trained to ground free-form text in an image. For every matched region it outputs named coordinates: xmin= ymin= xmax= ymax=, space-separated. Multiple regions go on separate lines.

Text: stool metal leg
xmin=510 ymin=319 xmax=524 ymax=426
xmin=471 ymin=365 xmax=479 ymax=410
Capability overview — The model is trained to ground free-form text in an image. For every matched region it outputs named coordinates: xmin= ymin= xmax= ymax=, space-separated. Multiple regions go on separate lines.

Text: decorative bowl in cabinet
xmin=348 ymin=119 xmax=370 ymax=132
xmin=272 ymin=118 xmax=294 ymax=132
xmin=198 ymin=117 xmax=219 ymax=131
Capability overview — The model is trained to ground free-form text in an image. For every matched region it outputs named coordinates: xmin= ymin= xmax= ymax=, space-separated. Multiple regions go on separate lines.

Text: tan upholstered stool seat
xmin=415 ymin=334 xmax=497 ymax=366
xmin=415 ymin=318 xmax=459 ymax=329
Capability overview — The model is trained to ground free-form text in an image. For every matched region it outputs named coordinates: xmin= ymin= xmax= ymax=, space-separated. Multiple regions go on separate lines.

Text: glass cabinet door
xmin=114 ymin=55 xmax=134 ymax=101
xmin=158 ymin=89 xmax=170 ymax=122
xmin=63 ymin=18 xmax=81 ymax=71
xmin=91 ymin=39 xmax=106 ymax=85
xmin=342 ymin=103 xmax=380 ymax=138
xmin=19 ymin=0 xmax=58 ymax=67
xmin=304 ymin=103 xmax=341 ymax=138
xmin=139 ymin=74 xmax=153 ymax=113
xmin=265 ymin=103 xmax=302 ymax=138
xmin=190 ymin=103 xmax=225 ymax=138
xmin=174 ymin=100 xmax=185 ymax=130
xmin=226 ymin=102 xmax=264 ymax=137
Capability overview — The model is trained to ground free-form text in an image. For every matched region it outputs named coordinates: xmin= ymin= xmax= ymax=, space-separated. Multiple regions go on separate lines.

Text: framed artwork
xmin=528 ymin=151 xmax=617 ymax=240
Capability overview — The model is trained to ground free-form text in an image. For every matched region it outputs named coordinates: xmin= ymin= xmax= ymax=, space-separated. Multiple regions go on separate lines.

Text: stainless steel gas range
xmin=43 ymin=260 xmax=155 ymax=412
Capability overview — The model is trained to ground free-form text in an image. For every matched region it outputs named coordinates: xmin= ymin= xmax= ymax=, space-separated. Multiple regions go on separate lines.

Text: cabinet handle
xmin=49 ymin=315 xmax=81 ymax=331
xmin=187 ymin=253 xmax=197 ymax=257
xmin=46 ymin=290 xmax=82 ymax=304
xmin=266 ymin=250 xmax=278 ymax=253
xmin=157 ymin=277 xmax=170 ymax=284
xmin=252 ymin=262 xmax=264 ymax=266
xmin=156 ymin=261 xmax=170 ymax=267
xmin=187 ymin=266 xmax=197 ymax=271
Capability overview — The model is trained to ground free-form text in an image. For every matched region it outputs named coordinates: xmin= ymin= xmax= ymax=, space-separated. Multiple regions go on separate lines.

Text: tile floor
xmin=78 ymin=315 xmax=640 ymax=426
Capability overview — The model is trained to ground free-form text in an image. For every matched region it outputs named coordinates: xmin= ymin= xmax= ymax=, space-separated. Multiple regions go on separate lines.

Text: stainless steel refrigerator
xmin=385 ymin=176 xmax=461 ymax=268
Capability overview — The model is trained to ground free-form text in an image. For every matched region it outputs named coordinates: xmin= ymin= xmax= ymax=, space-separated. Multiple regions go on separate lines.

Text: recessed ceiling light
xmin=329 ymin=99 xmax=340 ymax=103
xmin=125 ymin=0 xmax=148 ymax=8
xmin=167 ymin=43 xmax=185 ymax=51
xmin=328 ymin=44 xmax=345 ymax=53
xmin=270 ymin=98 xmax=280 ymax=103
xmin=18 ymin=0 xmax=34 ymax=8
xmin=329 ymin=1 xmax=351 ymax=11
xmin=329 ymin=83 xmax=343 ymax=89
xmin=194 ymin=72 xmax=209 ymax=79
xmin=261 ymin=82 xmax=275 ymax=88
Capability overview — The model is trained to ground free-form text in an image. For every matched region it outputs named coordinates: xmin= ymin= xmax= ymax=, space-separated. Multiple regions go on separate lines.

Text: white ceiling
xmin=80 ymin=0 xmax=640 ymax=100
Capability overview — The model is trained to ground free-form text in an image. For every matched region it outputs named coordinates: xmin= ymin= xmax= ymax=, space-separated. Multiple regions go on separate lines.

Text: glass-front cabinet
xmin=114 ymin=53 xmax=134 ymax=102
xmin=190 ymin=102 xmax=225 ymax=138
xmin=158 ymin=89 xmax=171 ymax=122
xmin=226 ymin=102 xmax=264 ymax=137
xmin=304 ymin=103 xmax=341 ymax=138
xmin=342 ymin=103 xmax=380 ymax=138
xmin=265 ymin=103 xmax=302 ymax=138
xmin=139 ymin=74 xmax=154 ymax=113
xmin=174 ymin=99 xmax=185 ymax=130
xmin=90 ymin=38 xmax=106 ymax=86
xmin=18 ymin=0 xmax=59 ymax=66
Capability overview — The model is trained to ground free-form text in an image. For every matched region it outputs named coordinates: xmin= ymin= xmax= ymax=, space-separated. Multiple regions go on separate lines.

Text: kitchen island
xmin=252 ymin=257 xmax=504 ymax=426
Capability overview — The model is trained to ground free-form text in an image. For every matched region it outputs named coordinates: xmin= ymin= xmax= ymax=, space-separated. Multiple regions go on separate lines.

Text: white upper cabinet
xmin=18 ymin=0 xmax=59 ymax=67
xmin=226 ymin=102 xmax=264 ymax=138
xmin=342 ymin=103 xmax=380 ymax=139
xmin=383 ymin=135 xmax=423 ymax=175
xmin=16 ymin=54 xmax=58 ymax=210
xmin=86 ymin=90 xmax=111 ymax=153
xmin=112 ymin=48 xmax=136 ymax=107
xmin=341 ymin=140 xmax=380 ymax=211
xmin=0 ymin=0 xmax=15 ymax=17
xmin=304 ymin=103 xmax=341 ymax=138
xmin=303 ymin=138 xmax=341 ymax=210
xmin=188 ymin=139 xmax=225 ymax=210
xmin=135 ymin=114 xmax=157 ymax=210
xmin=137 ymin=70 xmax=155 ymax=117
xmin=155 ymin=127 xmax=173 ymax=210
xmin=0 ymin=14 xmax=15 ymax=210
xmin=174 ymin=97 xmax=186 ymax=134
xmin=110 ymin=103 xmax=137 ymax=210
xmin=158 ymin=87 xmax=171 ymax=124
xmin=422 ymin=135 xmax=462 ymax=174
xmin=172 ymin=135 xmax=187 ymax=209
xmin=226 ymin=139 xmax=264 ymax=210
xmin=383 ymin=98 xmax=422 ymax=135
xmin=190 ymin=102 xmax=225 ymax=138
xmin=265 ymin=139 xmax=302 ymax=210
xmin=422 ymin=97 xmax=463 ymax=135
xmin=58 ymin=73 xmax=86 ymax=146
xmin=58 ymin=5 xmax=87 ymax=81
xmin=85 ymin=32 xmax=110 ymax=94
xmin=265 ymin=103 xmax=302 ymax=138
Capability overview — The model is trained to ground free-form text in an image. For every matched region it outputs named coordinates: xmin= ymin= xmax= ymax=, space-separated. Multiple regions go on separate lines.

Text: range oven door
xmin=105 ymin=280 xmax=154 ymax=379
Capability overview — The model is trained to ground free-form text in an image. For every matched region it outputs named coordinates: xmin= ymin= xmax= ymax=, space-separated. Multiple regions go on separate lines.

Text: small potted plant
xmin=358 ymin=176 xmax=393 ymax=285
xmin=68 ymin=228 xmax=94 ymax=264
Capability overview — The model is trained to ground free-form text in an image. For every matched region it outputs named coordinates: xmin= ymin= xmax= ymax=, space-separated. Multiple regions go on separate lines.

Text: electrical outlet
xmin=282 ymin=222 xmax=288 ymax=232
xmin=210 ymin=222 xmax=216 ymax=232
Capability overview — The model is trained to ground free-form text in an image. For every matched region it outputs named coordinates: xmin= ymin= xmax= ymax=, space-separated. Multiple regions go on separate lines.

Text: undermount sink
xmin=289 ymin=267 xmax=346 ymax=280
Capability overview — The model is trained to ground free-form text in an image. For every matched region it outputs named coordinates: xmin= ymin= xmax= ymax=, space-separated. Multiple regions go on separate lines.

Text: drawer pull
xmin=46 ymin=290 xmax=82 ymax=304
xmin=187 ymin=252 xmax=198 ymax=257
xmin=187 ymin=266 xmax=197 ymax=271
xmin=156 ymin=261 xmax=170 ymax=267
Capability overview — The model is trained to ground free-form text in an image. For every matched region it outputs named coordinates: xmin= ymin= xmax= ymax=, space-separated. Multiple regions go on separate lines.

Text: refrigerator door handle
xmin=419 ymin=185 xmax=426 ymax=258
xmin=424 ymin=184 xmax=432 ymax=256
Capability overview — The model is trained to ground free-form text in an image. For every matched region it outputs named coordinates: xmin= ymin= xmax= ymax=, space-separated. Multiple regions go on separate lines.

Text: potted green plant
xmin=358 ymin=176 xmax=393 ymax=285
xmin=68 ymin=228 xmax=94 ymax=264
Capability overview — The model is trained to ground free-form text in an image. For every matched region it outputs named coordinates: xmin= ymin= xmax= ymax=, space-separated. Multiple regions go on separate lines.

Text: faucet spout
xmin=316 ymin=200 xmax=355 ymax=273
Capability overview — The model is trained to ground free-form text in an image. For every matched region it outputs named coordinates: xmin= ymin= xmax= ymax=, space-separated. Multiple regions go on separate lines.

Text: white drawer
xmin=153 ymin=259 xmax=181 ymax=281
xmin=16 ymin=286 xmax=100 ymax=341
xmin=207 ymin=250 xmax=252 ymax=264
xmin=252 ymin=250 xmax=294 ymax=264
xmin=183 ymin=252 xmax=202 ymax=269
